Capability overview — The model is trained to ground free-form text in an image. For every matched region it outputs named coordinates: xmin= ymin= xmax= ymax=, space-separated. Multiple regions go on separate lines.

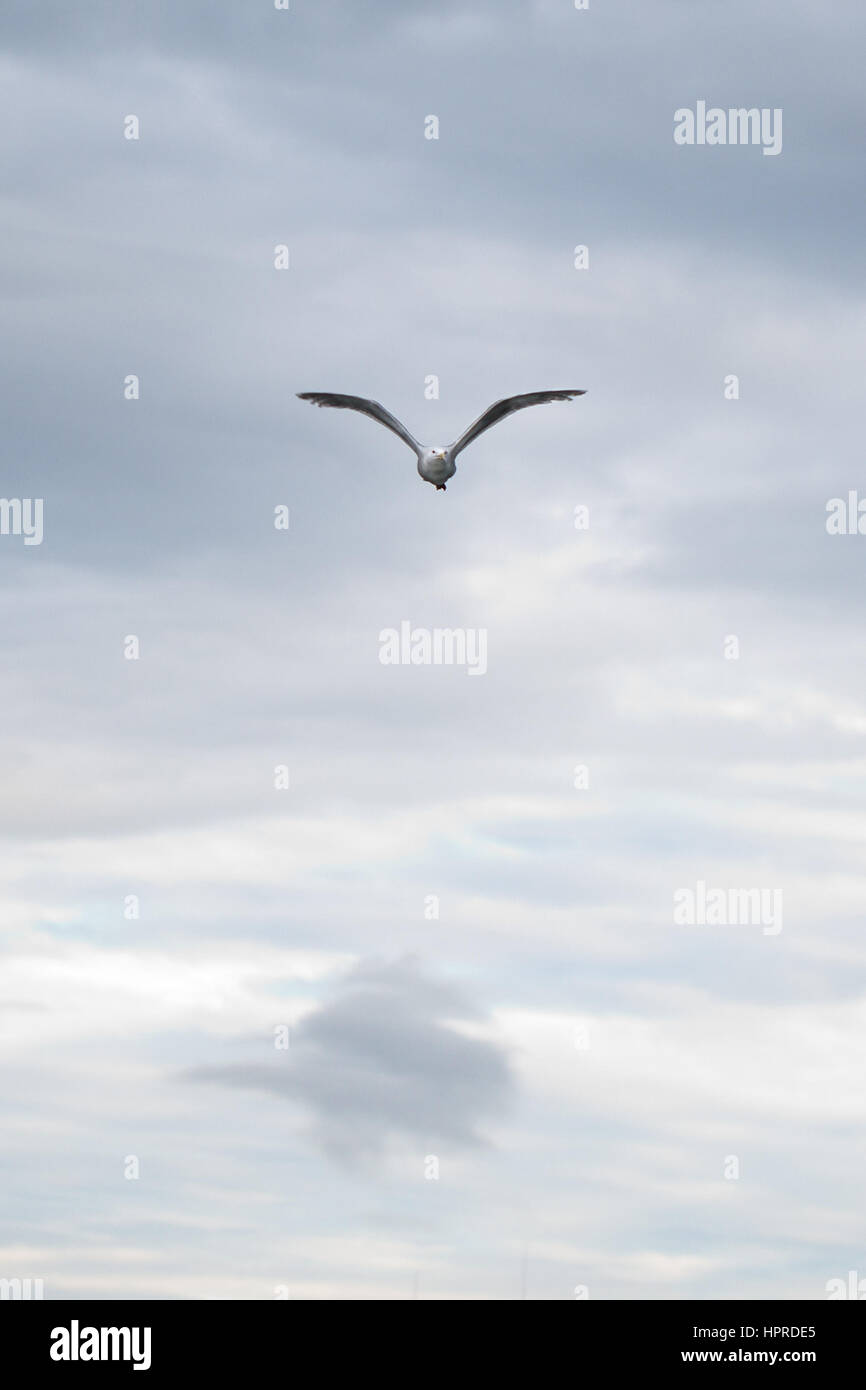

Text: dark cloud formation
xmin=189 ymin=957 xmax=513 ymax=1160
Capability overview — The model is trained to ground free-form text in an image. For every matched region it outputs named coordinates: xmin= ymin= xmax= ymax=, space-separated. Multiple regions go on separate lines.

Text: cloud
xmin=188 ymin=957 xmax=513 ymax=1162
xmin=1 ymin=0 xmax=864 ymax=1301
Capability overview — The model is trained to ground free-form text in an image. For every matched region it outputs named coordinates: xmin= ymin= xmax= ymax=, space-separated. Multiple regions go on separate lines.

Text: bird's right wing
xmin=297 ymin=393 xmax=421 ymax=456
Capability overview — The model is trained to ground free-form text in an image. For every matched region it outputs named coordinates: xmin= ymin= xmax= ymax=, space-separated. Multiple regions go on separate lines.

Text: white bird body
xmin=298 ymin=389 xmax=586 ymax=491
xmin=418 ymin=447 xmax=455 ymax=489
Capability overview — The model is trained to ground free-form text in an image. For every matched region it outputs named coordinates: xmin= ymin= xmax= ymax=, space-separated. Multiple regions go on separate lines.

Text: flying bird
xmin=297 ymin=389 xmax=586 ymax=491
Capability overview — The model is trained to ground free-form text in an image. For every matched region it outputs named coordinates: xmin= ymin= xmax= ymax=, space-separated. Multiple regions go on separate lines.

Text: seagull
xmin=297 ymin=389 xmax=586 ymax=491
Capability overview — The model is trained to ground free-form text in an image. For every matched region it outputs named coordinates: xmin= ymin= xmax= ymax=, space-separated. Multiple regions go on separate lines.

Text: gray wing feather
xmin=449 ymin=390 xmax=586 ymax=458
xmin=298 ymin=393 xmax=420 ymax=456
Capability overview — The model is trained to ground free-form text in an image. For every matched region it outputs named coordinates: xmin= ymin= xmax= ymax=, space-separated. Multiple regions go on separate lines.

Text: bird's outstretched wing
xmin=449 ymin=390 xmax=586 ymax=458
xmin=297 ymin=393 xmax=421 ymax=456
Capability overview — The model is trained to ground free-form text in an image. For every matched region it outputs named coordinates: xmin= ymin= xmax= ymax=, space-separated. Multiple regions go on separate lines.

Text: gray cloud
xmin=1 ymin=0 xmax=865 ymax=1300
xmin=188 ymin=957 xmax=513 ymax=1162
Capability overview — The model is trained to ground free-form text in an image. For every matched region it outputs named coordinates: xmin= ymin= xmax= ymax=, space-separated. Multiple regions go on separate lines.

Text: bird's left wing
xmin=449 ymin=390 xmax=586 ymax=458
xmin=297 ymin=393 xmax=421 ymax=456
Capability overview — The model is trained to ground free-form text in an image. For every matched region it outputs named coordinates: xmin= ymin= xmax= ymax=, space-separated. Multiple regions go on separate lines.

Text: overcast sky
xmin=2 ymin=0 xmax=865 ymax=1300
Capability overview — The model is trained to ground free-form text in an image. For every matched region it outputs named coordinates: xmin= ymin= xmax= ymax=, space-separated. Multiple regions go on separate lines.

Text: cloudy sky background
xmin=2 ymin=0 xmax=865 ymax=1298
